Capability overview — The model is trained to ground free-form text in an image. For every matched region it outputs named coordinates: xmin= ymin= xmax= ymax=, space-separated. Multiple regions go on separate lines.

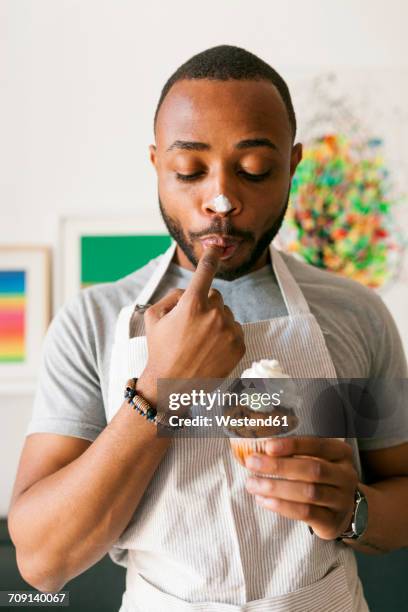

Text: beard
xmin=158 ymin=189 xmax=290 ymax=280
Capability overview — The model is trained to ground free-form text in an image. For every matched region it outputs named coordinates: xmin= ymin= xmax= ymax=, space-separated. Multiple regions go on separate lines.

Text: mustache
xmin=189 ymin=219 xmax=254 ymax=241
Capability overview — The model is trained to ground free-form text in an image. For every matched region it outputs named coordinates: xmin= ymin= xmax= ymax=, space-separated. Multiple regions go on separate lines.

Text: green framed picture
xmin=60 ymin=217 xmax=171 ymax=305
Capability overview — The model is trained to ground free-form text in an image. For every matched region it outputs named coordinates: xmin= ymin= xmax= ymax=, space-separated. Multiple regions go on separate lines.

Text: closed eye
xmin=175 ymin=170 xmax=271 ymax=183
xmin=239 ymin=170 xmax=271 ymax=182
xmin=175 ymin=171 xmax=204 ymax=182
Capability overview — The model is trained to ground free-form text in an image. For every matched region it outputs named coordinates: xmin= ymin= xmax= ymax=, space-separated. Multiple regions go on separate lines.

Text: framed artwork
xmin=276 ymin=70 xmax=407 ymax=293
xmin=60 ymin=217 xmax=171 ymax=305
xmin=275 ymin=68 xmax=408 ymax=357
xmin=0 ymin=247 xmax=51 ymax=393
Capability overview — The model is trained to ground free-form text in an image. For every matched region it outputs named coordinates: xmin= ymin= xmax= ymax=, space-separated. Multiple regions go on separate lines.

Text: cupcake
xmin=227 ymin=359 xmax=300 ymax=466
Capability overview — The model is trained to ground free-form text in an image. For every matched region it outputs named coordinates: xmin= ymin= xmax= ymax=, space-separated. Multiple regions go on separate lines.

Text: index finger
xmin=264 ymin=437 xmax=352 ymax=462
xmin=185 ymin=245 xmax=223 ymax=301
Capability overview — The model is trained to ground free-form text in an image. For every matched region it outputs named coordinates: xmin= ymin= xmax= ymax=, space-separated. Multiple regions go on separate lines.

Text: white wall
xmin=1 ymin=0 xmax=407 ymax=516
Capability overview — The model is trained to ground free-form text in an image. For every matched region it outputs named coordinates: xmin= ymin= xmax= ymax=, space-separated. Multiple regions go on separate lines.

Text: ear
xmin=290 ymin=142 xmax=302 ymax=178
xmin=149 ymin=144 xmax=158 ymax=169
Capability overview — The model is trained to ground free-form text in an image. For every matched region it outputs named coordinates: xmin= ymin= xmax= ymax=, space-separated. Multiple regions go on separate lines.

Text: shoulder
xmin=279 ymin=251 xmax=406 ymax=377
xmin=280 ymin=250 xmax=389 ymax=322
xmin=48 ymin=252 xmax=164 ymax=354
xmin=62 ymin=252 xmax=163 ymax=322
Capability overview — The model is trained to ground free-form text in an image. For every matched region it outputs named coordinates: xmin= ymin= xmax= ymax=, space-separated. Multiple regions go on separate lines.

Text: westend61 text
xmin=167 ymin=414 xmax=290 ymax=428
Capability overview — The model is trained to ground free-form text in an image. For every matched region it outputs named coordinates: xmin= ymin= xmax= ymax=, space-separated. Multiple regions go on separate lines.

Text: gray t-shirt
xmin=26 ymin=249 xmax=408 ymax=450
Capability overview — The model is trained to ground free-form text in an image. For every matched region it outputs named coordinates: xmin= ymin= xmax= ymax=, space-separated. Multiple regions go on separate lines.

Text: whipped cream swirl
xmin=241 ymin=358 xmax=289 ymax=379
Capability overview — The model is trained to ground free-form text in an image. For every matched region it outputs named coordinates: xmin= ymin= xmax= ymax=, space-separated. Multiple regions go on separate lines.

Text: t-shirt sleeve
xmin=357 ymin=291 xmax=408 ymax=451
xmin=25 ymin=293 xmax=107 ymax=442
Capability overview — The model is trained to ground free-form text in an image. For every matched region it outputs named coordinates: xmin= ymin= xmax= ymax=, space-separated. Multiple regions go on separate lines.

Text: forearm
xmin=344 ymin=477 xmax=408 ymax=554
xmin=9 ymin=398 xmax=170 ymax=590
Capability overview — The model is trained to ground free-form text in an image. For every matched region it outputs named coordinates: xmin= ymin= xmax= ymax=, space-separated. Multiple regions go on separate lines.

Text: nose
xmin=203 ymin=191 xmax=242 ymax=217
xmin=208 ymin=194 xmax=233 ymax=213
xmin=201 ymin=166 xmax=243 ymax=217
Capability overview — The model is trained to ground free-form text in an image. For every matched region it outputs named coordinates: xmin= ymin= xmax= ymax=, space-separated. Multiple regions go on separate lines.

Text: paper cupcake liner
xmin=229 ymin=437 xmax=273 ymax=467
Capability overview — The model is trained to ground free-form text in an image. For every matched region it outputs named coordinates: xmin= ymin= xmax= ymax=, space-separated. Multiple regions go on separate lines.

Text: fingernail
xmin=246 ymin=455 xmax=262 ymax=469
xmin=246 ymin=478 xmax=259 ymax=492
xmin=266 ymin=439 xmax=284 ymax=453
xmin=263 ymin=497 xmax=279 ymax=509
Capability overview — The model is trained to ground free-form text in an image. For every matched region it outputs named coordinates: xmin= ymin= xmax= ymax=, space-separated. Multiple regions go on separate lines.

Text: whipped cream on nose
xmin=211 ymin=194 xmax=233 ymax=213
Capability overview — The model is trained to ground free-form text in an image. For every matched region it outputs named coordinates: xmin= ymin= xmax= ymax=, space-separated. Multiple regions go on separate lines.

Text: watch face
xmin=354 ymin=496 xmax=369 ymax=536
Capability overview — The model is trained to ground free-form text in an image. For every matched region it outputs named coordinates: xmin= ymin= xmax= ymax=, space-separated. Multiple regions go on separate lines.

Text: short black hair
xmin=154 ymin=45 xmax=296 ymax=140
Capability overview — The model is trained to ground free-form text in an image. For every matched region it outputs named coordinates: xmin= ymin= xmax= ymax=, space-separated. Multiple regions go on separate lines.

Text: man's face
xmin=150 ymin=78 xmax=302 ymax=280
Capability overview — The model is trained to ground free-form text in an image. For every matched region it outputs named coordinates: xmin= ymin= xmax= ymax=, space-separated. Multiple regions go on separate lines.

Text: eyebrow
xmin=166 ymin=140 xmax=210 ymax=152
xmin=236 ymin=138 xmax=279 ymax=152
xmin=166 ymin=137 xmax=279 ymax=153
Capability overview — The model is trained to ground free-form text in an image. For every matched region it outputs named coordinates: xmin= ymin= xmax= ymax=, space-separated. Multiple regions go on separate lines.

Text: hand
xmin=137 ymin=246 xmax=246 ymax=403
xmin=244 ymin=437 xmax=358 ymax=540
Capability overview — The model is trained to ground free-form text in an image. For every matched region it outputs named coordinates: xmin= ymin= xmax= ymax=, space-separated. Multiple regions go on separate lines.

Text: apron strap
xmin=270 ymin=244 xmax=311 ymax=316
xmin=132 ymin=240 xmax=177 ymax=307
xmin=130 ymin=239 xmax=310 ymax=332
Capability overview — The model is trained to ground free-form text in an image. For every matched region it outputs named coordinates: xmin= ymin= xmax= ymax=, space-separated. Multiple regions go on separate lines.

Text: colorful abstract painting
xmin=0 ymin=270 xmax=26 ymax=363
xmin=276 ymin=71 xmax=407 ymax=293
xmin=283 ymin=133 xmax=404 ymax=289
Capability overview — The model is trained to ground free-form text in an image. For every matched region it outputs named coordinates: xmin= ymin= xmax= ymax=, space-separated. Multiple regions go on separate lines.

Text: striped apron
xmin=107 ymin=240 xmax=369 ymax=612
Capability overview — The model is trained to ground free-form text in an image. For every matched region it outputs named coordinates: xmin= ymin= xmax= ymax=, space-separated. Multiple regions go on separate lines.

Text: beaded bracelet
xmin=124 ymin=378 xmax=182 ymax=429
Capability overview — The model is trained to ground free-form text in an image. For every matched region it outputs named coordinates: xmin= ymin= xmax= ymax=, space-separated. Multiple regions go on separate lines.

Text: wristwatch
xmin=308 ymin=487 xmax=368 ymax=541
xmin=336 ymin=487 xmax=369 ymax=541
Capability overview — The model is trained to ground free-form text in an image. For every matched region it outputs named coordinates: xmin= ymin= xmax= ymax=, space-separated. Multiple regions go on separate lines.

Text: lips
xmin=199 ymin=235 xmax=242 ymax=260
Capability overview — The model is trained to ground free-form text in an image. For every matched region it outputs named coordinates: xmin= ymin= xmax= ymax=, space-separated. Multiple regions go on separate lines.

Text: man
xmin=8 ymin=46 xmax=408 ymax=611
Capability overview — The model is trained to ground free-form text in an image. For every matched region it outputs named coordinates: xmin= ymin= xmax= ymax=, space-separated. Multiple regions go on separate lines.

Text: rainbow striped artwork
xmin=0 ymin=270 xmax=26 ymax=363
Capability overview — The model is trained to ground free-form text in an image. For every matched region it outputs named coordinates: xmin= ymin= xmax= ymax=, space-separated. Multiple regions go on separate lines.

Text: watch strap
xmin=336 ymin=487 xmax=365 ymax=540
xmin=308 ymin=487 xmax=366 ymax=541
